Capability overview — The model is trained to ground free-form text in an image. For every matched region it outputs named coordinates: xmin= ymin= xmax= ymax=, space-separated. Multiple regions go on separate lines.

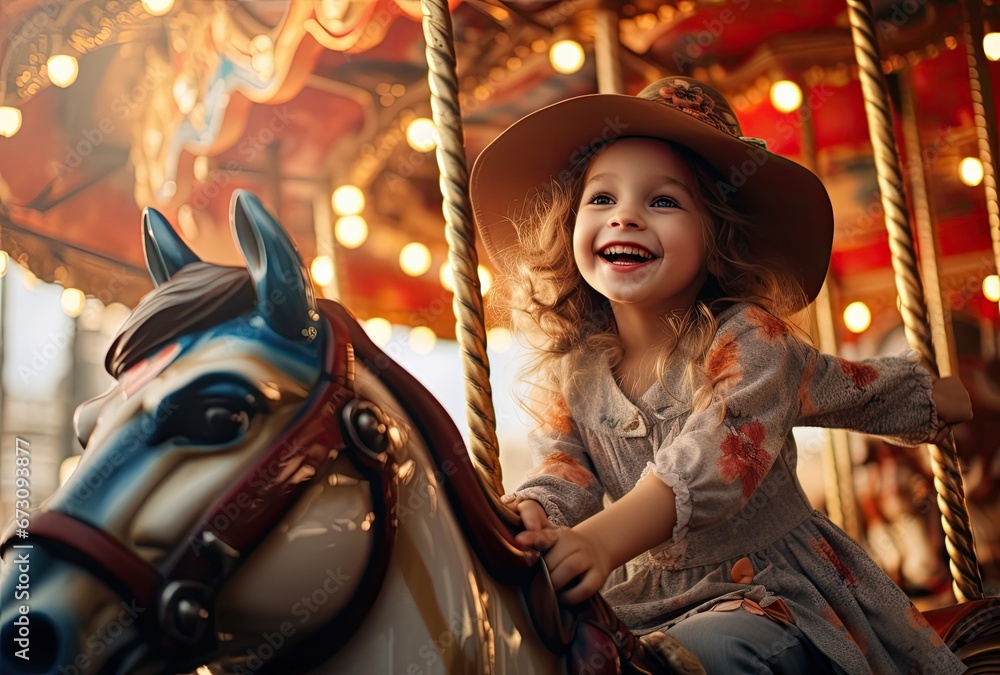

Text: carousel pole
xmin=845 ymin=0 xmax=984 ymax=602
xmin=593 ymin=1 xmax=624 ymax=94
xmin=896 ymin=71 xmax=956 ymax=379
xmin=419 ymin=0 xmax=505 ymax=495
xmin=959 ymin=0 xmax=1000 ymax=307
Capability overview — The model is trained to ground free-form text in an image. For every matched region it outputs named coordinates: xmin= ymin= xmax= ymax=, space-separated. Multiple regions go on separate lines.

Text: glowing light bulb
xmin=310 ymin=255 xmax=335 ymax=287
xmin=408 ymin=326 xmax=437 ymax=355
xmin=0 ymin=107 xmax=22 ymax=137
xmin=142 ymin=0 xmax=175 ymax=16
xmin=984 ymin=32 xmax=1000 ymax=61
xmin=843 ymin=301 xmax=872 ymax=334
xmin=770 ymin=80 xmax=802 ymax=113
xmin=334 ymin=215 xmax=367 ymax=249
xmin=364 ymin=317 xmax=393 ymax=346
xmin=549 ymin=40 xmax=585 ymax=75
xmin=983 ymin=275 xmax=1000 ymax=302
xmin=47 ymin=54 xmax=79 ymax=88
xmin=959 ymin=157 xmax=984 ymax=187
xmin=61 ymin=288 xmax=86 ymax=317
xmin=439 ymin=262 xmax=455 ymax=292
xmin=400 ymin=242 xmax=431 ymax=277
xmin=487 ymin=327 xmax=512 ymax=353
xmin=478 ymin=265 xmax=493 ymax=295
xmin=406 ymin=118 xmax=438 ymax=152
xmin=332 ymin=185 xmax=365 ymax=215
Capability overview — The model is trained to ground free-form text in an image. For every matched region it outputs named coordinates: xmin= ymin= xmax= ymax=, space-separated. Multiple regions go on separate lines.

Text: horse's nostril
xmin=1 ymin=613 xmax=59 ymax=673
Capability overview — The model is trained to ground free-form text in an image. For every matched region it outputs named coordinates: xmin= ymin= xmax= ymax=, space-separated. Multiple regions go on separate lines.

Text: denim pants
xmin=663 ymin=609 xmax=837 ymax=674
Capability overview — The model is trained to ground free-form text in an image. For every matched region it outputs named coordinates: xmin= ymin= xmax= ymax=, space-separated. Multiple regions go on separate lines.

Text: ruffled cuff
xmin=641 ymin=461 xmax=692 ymax=545
xmin=900 ymin=350 xmax=940 ymax=445
xmin=511 ymin=476 xmax=603 ymax=528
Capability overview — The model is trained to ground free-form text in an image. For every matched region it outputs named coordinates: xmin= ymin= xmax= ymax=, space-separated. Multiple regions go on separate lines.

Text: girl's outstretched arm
xmin=516 ymin=473 xmax=676 ymax=604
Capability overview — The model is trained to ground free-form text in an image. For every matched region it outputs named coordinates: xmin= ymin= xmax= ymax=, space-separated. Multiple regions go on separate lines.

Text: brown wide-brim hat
xmin=470 ymin=77 xmax=834 ymax=308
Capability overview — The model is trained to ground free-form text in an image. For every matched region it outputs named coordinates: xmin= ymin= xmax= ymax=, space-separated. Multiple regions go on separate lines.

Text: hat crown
xmin=637 ymin=77 xmax=743 ymax=139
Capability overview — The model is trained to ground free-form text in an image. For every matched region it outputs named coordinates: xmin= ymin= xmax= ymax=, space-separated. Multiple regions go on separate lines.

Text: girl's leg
xmin=663 ymin=610 xmax=835 ymax=675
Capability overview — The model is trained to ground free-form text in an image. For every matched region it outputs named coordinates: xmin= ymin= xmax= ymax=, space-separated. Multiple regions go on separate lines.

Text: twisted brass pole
xmin=960 ymin=0 xmax=1000 ymax=297
xmin=420 ymin=0 xmax=504 ymax=495
xmin=845 ymin=0 xmax=983 ymax=602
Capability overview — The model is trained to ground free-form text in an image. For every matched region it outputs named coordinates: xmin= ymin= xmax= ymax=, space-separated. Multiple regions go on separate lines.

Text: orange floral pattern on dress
xmin=745 ymin=305 xmax=789 ymax=342
xmin=526 ymin=452 xmax=594 ymax=489
xmin=837 ymin=358 xmax=879 ymax=389
xmin=718 ymin=420 xmax=769 ymax=497
xmin=706 ymin=331 xmax=742 ymax=389
xmin=811 ymin=536 xmax=859 ymax=586
xmin=543 ymin=391 xmax=574 ymax=435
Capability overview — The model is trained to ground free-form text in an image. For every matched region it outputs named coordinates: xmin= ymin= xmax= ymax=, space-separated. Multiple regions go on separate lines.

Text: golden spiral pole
xmin=845 ymin=0 xmax=983 ymax=602
xmin=419 ymin=0 xmax=504 ymax=495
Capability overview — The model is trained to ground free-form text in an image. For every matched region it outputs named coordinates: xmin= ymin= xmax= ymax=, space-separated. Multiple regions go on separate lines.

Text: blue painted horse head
xmin=0 ymin=191 xmax=582 ymax=674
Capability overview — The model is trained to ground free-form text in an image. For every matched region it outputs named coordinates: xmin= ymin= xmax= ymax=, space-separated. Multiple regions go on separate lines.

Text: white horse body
xmin=211 ymin=364 xmax=561 ymax=674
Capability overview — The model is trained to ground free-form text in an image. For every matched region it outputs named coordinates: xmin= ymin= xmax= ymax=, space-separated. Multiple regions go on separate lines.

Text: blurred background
xmin=0 ymin=0 xmax=998 ymax=606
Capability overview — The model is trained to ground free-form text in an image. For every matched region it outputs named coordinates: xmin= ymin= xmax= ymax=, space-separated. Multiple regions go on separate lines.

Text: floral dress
xmin=514 ymin=302 xmax=964 ymax=675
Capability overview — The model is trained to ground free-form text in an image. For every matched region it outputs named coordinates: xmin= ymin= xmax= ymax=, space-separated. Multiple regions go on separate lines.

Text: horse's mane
xmin=106 ymin=262 xmax=256 ymax=377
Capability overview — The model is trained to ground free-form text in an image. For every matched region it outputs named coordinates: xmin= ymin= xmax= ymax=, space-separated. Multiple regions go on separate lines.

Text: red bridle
xmin=0 ymin=309 xmax=400 ymax=673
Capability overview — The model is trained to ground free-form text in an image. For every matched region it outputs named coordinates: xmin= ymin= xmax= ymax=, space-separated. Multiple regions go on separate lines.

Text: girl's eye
xmin=652 ymin=196 xmax=679 ymax=208
xmin=588 ymin=194 xmax=613 ymax=205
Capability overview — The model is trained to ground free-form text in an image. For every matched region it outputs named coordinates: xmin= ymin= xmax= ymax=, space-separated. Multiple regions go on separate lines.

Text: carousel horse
xmin=0 ymin=191 xmax=701 ymax=674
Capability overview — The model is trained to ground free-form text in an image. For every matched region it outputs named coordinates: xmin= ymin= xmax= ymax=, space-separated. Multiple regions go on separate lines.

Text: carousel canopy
xmin=0 ymin=0 xmax=998 ymax=341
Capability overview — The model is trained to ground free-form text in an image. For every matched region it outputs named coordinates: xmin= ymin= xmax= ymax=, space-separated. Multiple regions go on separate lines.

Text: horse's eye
xmin=152 ymin=392 xmax=261 ymax=446
xmin=200 ymin=406 xmax=252 ymax=444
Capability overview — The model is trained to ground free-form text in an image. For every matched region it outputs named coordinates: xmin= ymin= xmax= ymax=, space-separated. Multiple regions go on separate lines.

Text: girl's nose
xmin=609 ymin=204 xmax=644 ymax=229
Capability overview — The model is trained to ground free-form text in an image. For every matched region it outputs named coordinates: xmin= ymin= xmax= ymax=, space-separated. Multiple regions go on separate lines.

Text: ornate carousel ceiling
xmin=0 ymin=0 xmax=998 ymax=342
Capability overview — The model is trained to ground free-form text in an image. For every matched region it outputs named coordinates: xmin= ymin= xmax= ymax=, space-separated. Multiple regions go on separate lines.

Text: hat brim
xmin=470 ymin=93 xmax=833 ymax=306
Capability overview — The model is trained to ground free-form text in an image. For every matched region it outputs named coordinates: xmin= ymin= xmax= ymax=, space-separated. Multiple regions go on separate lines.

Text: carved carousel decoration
xmin=1 ymin=0 xmax=999 ymax=672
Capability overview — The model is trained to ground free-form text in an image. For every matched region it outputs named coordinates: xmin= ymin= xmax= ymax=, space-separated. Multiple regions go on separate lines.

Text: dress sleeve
xmin=795 ymin=346 xmax=939 ymax=447
xmin=642 ymin=305 xmax=806 ymax=541
xmin=513 ymin=391 xmax=606 ymax=528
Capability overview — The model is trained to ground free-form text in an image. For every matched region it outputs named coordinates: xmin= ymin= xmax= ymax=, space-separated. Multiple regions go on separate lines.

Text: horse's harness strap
xmin=1 ymin=510 xmax=163 ymax=612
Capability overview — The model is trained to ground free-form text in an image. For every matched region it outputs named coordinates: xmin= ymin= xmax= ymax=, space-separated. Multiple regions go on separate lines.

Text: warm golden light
xmin=177 ymin=204 xmax=199 ymax=240
xmin=193 ymin=155 xmax=209 ymax=181
xmin=310 ymin=255 xmax=335 ymax=287
xmin=332 ymin=185 xmax=365 ymax=216
xmin=770 ymin=80 xmax=802 ymax=113
xmin=405 ymin=117 xmax=438 ymax=152
xmin=984 ymin=32 xmax=1000 ymax=61
xmin=250 ymin=35 xmax=275 ymax=78
xmin=959 ymin=157 xmax=984 ymax=187
xmin=487 ymin=327 xmax=512 ymax=354
xmin=61 ymin=288 xmax=86 ymax=318
xmin=334 ymin=215 xmax=368 ymax=249
xmin=59 ymin=455 xmax=81 ymax=486
xmin=843 ymin=301 xmax=872 ymax=334
xmin=0 ymin=250 xmax=7 ymax=277
xmin=400 ymin=242 xmax=432 ymax=277
xmin=0 ymin=106 xmax=22 ymax=137
xmin=364 ymin=317 xmax=393 ymax=346
xmin=142 ymin=0 xmax=175 ymax=16
xmin=478 ymin=265 xmax=493 ymax=295
xmin=47 ymin=54 xmax=79 ymax=88
xmin=439 ymin=262 xmax=455 ymax=292
xmin=173 ymin=76 xmax=197 ymax=115
xmin=408 ymin=326 xmax=437 ymax=355
xmin=983 ymin=275 xmax=1000 ymax=302
xmin=549 ymin=40 xmax=585 ymax=74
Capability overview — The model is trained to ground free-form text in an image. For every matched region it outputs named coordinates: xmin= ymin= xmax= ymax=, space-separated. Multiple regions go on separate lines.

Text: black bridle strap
xmin=1 ymin=510 xmax=163 ymax=613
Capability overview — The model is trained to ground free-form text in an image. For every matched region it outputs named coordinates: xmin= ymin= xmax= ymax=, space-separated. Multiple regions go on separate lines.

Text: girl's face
xmin=573 ymin=138 xmax=709 ymax=316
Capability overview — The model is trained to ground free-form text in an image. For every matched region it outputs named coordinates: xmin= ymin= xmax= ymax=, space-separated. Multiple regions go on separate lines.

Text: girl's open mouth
xmin=598 ymin=244 xmax=657 ymax=266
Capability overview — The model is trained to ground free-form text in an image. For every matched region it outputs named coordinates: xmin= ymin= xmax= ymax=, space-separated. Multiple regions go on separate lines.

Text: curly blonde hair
xmin=492 ymin=139 xmax=808 ymax=425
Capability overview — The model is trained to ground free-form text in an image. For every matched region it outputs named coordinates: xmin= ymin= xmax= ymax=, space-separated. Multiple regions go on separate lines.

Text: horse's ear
xmin=143 ymin=207 xmax=202 ymax=286
xmin=229 ymin=190 xmax=319 ymax=341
